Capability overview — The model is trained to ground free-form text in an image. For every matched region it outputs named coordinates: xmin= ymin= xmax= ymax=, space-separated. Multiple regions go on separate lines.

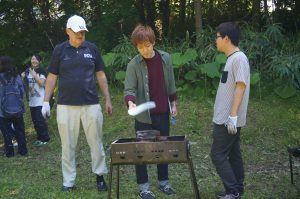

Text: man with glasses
xmin=211 ymin=22 xmax=250 ymax=199
xmin=42 ymin=15 xmax=112 ymax=193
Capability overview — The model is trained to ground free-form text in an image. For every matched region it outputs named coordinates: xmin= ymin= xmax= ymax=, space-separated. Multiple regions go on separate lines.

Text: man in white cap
xmin=42 ymin=15 xmax=113 ymax=192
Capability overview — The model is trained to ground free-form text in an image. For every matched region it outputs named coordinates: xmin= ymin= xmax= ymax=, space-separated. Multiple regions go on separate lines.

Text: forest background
xmin=0 ymin=0 xmax=299 ymax=97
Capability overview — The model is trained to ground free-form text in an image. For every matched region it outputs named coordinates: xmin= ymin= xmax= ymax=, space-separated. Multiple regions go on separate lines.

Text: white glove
xmin=41 ymin=102 xmax=51 ymax=119
xmin=226 ymin=116 xmax=238 ymax=135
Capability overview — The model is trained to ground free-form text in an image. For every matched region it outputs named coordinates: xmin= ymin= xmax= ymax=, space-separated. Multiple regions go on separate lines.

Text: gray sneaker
xmin=34 ymin=140 xmax=48 ymax=147
xmin=221 ymin=193 xmax=241 ymax=199
xmin=139 ymin=190 xmax=155 ymax=199
xmin=216 ymin=191 xmax=226 ymax=199
xmin=158 ymin=184 xmax=176 ymax=195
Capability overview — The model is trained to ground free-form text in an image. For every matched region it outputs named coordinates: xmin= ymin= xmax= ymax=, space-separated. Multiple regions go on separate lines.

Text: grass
xmin=0 ymin=87 xmax=300 ymax=199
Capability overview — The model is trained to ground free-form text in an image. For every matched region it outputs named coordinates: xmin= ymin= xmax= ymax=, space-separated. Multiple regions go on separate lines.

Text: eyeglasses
xmin=215 ymin=35 xmax=222 ymax=40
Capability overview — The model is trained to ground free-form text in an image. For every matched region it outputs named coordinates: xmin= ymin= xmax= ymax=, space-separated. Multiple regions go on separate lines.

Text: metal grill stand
xmin=107 ymin=136 xmax=200 ymax=199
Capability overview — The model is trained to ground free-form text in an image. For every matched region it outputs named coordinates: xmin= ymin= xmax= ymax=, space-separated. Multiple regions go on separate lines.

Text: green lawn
xmin=1 ymin=88 xmax=300 ymax=199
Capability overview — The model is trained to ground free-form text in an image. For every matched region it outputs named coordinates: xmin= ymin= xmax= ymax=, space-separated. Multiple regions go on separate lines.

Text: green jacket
xmin=124 ymin=49 xmax=176 ymax=124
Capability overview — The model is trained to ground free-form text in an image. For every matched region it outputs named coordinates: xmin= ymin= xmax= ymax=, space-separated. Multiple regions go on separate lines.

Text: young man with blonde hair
xmin=124 ymin=24 xmax=177 ymax=199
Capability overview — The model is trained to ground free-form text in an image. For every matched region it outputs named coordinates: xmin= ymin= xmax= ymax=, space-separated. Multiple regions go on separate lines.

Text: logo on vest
xmin=84 ymin=53 xmax=93 ymax=58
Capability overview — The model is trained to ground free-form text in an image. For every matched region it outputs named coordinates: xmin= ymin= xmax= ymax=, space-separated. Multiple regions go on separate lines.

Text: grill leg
xmin=187 ymin=156 xmax=201 ymax=199
xmin=108 ymin=162 xmax=113 ymax=199
xmin=117 ymin=165 xmax=120 ymax=199
xmin=289 ymin=152 xmax=294 ymax=184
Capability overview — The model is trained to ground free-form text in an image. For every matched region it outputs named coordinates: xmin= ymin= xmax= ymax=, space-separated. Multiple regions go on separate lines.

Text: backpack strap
xmin=0 ymin=75 xmax=6 ymax=85
xmin=11 ymin=76 xmax=17 ymax=85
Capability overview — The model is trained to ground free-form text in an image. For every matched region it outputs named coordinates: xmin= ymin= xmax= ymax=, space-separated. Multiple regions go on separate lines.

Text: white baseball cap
xmin=66 ymin=15 xmax=88 ymax=32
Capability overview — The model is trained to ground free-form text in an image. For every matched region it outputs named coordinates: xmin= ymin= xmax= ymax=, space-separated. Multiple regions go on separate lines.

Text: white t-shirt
xmin=213 ymin=51 xmax=250 ymax=127
xmin=27 ymin=72 xmax=46 ymax=107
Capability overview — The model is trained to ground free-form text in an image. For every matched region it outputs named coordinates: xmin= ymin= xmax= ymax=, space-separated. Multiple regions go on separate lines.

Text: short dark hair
xmin=131 ymin=24 xmax=156 ymax=46
xmin=0 ymin=55 xmax=17 ymax=78
xmin=216 ymin=22 xmax=240 ymax=46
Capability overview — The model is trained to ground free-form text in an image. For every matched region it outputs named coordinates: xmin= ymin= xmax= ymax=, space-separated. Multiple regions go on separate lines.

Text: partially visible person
xmin=0 ymin=56 xmax=27 ymax=157
xmin=42 ymin=15 xmax=112 ymax=192
xmin=0 ymin=122 xmax=17 ymax=155
xmin=124 ymin=24 xmax=177 ymax=199
xmin=10 ymin=123 xmax=17 ymax=146
xmin=210 ymin=22 xmax=250 ymax=199
xmin=22 ymin=54 xmax=50 ymax=146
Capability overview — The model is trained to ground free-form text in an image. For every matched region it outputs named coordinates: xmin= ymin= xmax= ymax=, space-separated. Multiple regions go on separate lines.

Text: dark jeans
xmin=211 ymin=123 xmax=244 ymax=195
xmin=30 ymin=106 xmax=50 ymax=142
xmin=135 ymin=113 xmax=170 ymax=185
xmin=0 ymin=116 xmax=27 ymax=157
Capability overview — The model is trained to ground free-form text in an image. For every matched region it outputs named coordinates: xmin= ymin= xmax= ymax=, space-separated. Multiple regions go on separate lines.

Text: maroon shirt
xmin=145 ymin=51 xmax=168 ymax=114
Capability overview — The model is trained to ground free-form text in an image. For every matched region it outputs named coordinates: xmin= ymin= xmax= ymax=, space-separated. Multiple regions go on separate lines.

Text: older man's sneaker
xmin=158 ymin=184 xmax=176 ymax=195
xmin=61 ymin=186 xmax=74 ymax=192
xmin=220 ymin=193 xmax=241 ymax=199
xmin=216 ymin=191 xmax=226 ymax=198
xmin=216 ymin=190 xmax=243 ymax=199
xmin=139 ymin=190 xmax=155 ymax=199
xmin=96 ymin=175 xmax=107 ymax=192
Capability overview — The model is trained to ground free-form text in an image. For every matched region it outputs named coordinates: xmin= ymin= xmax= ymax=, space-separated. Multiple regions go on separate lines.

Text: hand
xmin=21 ymin=72 xmax=26 ymax=79
xmin=41 ymin=102 xmax=51 ymax=119
xmin=170 ymin=102 xmax=177 ymax=116
xmin=128 ymin=101 xmax=136 ymax=110
xmin=29 ymin=68 xmax=37 ymax=78
xmin=225 ymin=116 xmax=238 ymax=135
xmin=105 ymin=99 xmax=113 ymax=116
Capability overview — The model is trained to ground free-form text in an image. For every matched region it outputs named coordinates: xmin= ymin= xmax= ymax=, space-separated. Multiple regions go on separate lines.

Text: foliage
xmin=269 ymin=54 xmax=300 ymax=97
xmin=101 ymin=22 xmax=299 ymax=99
xmin=0 ymin=0 xmax=299 ymax=99
xmin=102 ymin=35 xmax=136 ymax=86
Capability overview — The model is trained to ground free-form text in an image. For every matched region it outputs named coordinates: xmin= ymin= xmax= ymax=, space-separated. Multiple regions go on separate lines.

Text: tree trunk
xmin=194 ymin=0 xmax=202 ymax=34
xmin=39 ymin=0 xmax=51 ymax=22
xmin=144 ymin=0 xmax=157 ymax=35
xmin=295 ymin=0 xmax=300 ymax=15
xmin=263 ymin=0 xmax=268 ymax=13
xmin=179 ymin=0 xmax=186 ymax=25
xmin=252 ymin=0 xmax=261 ymax=30
xmin=134 ymin=0 xmax=146 ymax=24
xmin=295 ymin=0 xmax=300 ymax=31
xmin=90 ymin=0 xmax=102 ymax=25
xmin=160 ymin=0 xmax=170 ymax=38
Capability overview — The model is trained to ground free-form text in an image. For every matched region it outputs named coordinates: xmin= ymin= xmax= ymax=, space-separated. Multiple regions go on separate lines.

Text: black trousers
xmin=0 ymin=116 xmax=27 ymax=157
xmin=135 ymin=113 xmax=170 ymax=184
xmin=30 ymin=106 xmax=50 ymax=142
xmin=211 ymin=123 xmax=244 ymax=195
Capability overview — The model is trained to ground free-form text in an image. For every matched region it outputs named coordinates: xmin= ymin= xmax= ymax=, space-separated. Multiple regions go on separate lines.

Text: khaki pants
xmin=57 ymin=104 xmax=108 ymax=187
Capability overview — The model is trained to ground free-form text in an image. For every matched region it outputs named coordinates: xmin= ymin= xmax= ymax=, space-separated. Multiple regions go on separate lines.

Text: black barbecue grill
xmin=107 ymin=132 xmax=200 ymax=199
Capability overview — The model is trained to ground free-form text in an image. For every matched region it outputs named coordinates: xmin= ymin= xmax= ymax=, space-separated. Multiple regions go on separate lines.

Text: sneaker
xmin=216 ymin=191 xmax=226 ymax=199
xmin=96 ymin=175 xmax=107 ymax=192
xmin=34 ymin=140 xmax=48 ymax=147
xmin=158 ymin=184 xmax=176 ymax=195
xmin=61 ymin=186 xmax=74 ymax=192
xmin=219 ymin=193 xmax=241 ymax=199
xmin=139 ymin=190 xmax=155 ymax=199
xmin=12 ymin=139 xmax=18 ymax=147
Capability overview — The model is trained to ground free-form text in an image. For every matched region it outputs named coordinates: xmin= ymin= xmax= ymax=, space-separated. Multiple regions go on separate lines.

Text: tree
xmin=159 ymin=0 xmax=170 ymax=37
xmin=134 ymin=0 xmax=146 ymax=24
xmin=144 ymin=0 xmax=157 ymax=34
xmin=194 ymin=0 xmax=202 ymax=34
xmin=252 ymin=0 xmax=261 ymax=30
